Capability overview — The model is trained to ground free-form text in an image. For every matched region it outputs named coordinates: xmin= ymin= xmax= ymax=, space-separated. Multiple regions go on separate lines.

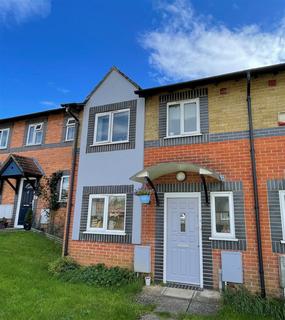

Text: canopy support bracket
xmin=4 ymin=178 xmax=18 ymax=193
xmin=200 ymin=174 xmax=210 ymax=206
xmin=145 ymin=177 xmax=160 ymax=207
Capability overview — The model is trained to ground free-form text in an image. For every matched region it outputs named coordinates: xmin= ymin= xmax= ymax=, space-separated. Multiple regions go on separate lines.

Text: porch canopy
xmin=0 ymin=154 xmax=43 ymax=193
xmin=130 ymin=162 xmax=222 ymax=206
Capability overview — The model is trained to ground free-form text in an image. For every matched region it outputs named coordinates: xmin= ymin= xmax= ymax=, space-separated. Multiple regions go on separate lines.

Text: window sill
xmin=164 ymin=133 xmax=202 ymax=139
xmin=0 ymin=147 xmax=8 ymax=150
xmin=25 ymin=143 xmax=42 ymax=147
xmin=90 ymin=140 xmax=129 ymax=147
xmin=84 ymin=231 xmax=126 ymax=236
xmin=209 ymin=237 xmax=239 ymax=242
xmin=280 ymin=240 xmax=285 ymax=244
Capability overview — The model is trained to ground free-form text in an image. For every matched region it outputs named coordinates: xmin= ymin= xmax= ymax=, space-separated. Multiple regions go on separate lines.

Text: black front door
xmin=17 ymin=180 xmax=34 ymax=226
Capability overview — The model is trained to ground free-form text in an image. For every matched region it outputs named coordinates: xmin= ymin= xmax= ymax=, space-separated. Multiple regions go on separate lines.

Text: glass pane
xmin=168 ymin=104 xmax=181 ymax=136
xmin=180 ymin=213 xmax=186 ymax=232
xmin=35 ymin=131 xmax=43 ymax=144
xmin=66 ymin=126 xmax=75 ymax=140
xmin=27 ymin=126 xmax=35 ymax=144
xmin=60 ymin=177 xmax=69 ymax=201
xmin=96 ymin=115 xmax=109 ymax=142
xmin=90 ymin=198 xmax=105 ymax=228
xmin=0 ymin=130 xmax=8 ymax=147
xmin=112 ymin=111 xmax=129 ymax=142
xmin=215 ymin=196 xmax=231 ymax=234
xmin=107 ymin=195 xmax=125 ymax=231
xmin=184 ymin=102 xmax=197 ymax=132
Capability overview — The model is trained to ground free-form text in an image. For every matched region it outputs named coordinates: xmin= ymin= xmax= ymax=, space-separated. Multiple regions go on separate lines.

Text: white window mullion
xmin=103 ymin=196 xmax=109 ymax=230
xmin=280 ymin=191 xmax=285 ymax=241
xmin=180 ymin=102 xmax=184 ymax=134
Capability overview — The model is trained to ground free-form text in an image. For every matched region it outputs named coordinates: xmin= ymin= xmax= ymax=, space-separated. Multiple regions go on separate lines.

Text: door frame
xmin=14 ymin=178 xmax=36 ymax=228
xmin=163 ymin=192 xmax=203 ymax=288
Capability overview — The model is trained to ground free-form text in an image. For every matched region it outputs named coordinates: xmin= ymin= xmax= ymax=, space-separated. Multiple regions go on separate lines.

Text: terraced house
xmin=65 ymin=63 xmax=285 ymax=298
xmin=0 ymin=106 xmax=83 ymax=238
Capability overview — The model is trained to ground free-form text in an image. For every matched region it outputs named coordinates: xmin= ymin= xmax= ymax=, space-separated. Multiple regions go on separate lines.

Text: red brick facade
xmin=0 ymin=110 xmax=79 ymax=238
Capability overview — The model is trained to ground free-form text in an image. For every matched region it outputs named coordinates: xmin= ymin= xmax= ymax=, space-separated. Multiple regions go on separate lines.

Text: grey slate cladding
xmin=86 ymin=100 xmax=137 ymax=153
xmin=267 ymin=179 xmax=285 ymax=253
xmin=145 ymin=125 xmax=285 ymax=148
xmin=158 ymin=89 xmax=209 ymax=145
xmin=154 ymin=181 xmax=246 ymax=288
xmin=79 ymin=185 xmax=134 ymax=243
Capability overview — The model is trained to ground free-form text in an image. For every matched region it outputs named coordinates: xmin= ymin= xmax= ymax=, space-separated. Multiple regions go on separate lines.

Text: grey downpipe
xmin=246 ymin=71 xmax=266 ymax=298
xmin=63 ymin=108 xmax=80 ymax=256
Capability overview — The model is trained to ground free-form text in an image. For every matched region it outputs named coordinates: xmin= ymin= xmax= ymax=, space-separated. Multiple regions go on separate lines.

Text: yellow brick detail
xmin=208 ymin=80 xmax=248 ymax=133
xmin=251 ymin=72 xmax=285 ymax=129
xmin=145 ymin=95 xmax=159 ymax=141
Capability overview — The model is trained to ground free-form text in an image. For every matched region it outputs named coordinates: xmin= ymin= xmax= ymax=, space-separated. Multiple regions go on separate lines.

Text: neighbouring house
xmin=65 ymin=63 xmax=285 ymax=298
xmin=0 ymin=106 xmax=83 ymax=238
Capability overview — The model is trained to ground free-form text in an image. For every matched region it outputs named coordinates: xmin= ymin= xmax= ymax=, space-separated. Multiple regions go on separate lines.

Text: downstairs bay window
xmin=86 ymin=194 xmax=126 ymax=234
xmin=210 ymin=192 xmax=236 ymax=240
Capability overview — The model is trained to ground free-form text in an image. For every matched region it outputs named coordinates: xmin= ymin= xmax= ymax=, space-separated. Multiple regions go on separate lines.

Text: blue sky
xmin=1 ymin=0 xmax=285 ymax=118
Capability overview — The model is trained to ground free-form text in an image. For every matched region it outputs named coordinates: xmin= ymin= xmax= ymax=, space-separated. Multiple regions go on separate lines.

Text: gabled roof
xmin=84 ymin=66 xmax=141 ymax=103
xmin=0 ymin=154 xmax=44 ymax=178
xmin=135 ymin=62 xmax=285 ymax=97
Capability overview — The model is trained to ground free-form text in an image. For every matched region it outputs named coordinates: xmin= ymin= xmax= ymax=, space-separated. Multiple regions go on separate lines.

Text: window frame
xmin=58 ymin=175 xmax=70 ymax=203
xmin=279 ymin=191 xmax=285 ymax=241
xmin=86 ymin=194 xmax=126 ymax=235
xmin=92 ymin=109 xmax=130 ymax=145
xmin=26 ymin=122 xmax=44 ymax=146
xmin=210 ymin=191 xmax=236 ymax=240
xmin=65 ymin=117 xmax=76 ymax=142
xmin=0 ymin=128 xmax=10 ymax=149
xmin=166 ymin=98 xmax=200 ymax=138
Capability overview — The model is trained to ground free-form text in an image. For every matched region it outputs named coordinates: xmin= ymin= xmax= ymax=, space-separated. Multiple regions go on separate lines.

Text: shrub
xmin=48 ymin=258 xmax=139 ymax=287
xmin=223 ymin=287 xmax=285 ymax=320
xmin=48 ymin=257 xmax=79 ymax=275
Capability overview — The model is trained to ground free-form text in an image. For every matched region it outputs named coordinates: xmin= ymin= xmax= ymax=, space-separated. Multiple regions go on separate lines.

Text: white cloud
xmin=0 ymin=0 xmax=51 ymax=25
xmin=141 ymin=0 xmax=285 ymax=82
xmin=40 ymin=100 xmax=57 ymax=108
xmin=56 ymin=87 xmax=70 ymax=94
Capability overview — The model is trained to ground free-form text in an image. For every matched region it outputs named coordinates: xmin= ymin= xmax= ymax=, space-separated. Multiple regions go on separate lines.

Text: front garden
xmin=0 ymin=231 xmax=281 ymax=320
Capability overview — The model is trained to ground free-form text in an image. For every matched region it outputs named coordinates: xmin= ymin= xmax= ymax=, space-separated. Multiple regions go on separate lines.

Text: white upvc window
xmin=167 ymin=98 xmax=200 ymax=138
xmin=210 ymin=192 xmax=236 ymax=240
xmin=86 ymin=194 xmax=126 ymax=234
xmin=93 ymin=109 xmax=130 ymax=145
xmin=0 ymin=128 xmax=9 ymax=149
xmin=279 ymin=191 xmax=285 ymax=242
xmin=26 ymin=123 xmax=43 ymax=145
xmin=65 ymin=118 xmax=76 ymax=141
xmin=59 ymin=175 xmax=69 ymax=202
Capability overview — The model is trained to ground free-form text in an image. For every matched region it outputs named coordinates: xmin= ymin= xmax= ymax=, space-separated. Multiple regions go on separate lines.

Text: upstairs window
xmin=26 ymin=123 xmax=43 ymax=145
xmin=93 ymin=109 xmax=130 ymax=145
xmin=210 ymin=192 xmax=235 ymax=240
xmin=167 ymin=99 xmax=200 ymax=137
xmin=59 ymin=175 xmax=69 ymax=202
xmin=280 ymin=191 xmax=285 ymax=241
xmin=87 ymin=194 xmax=126 ymax=234
xmin=0 ymin=128 xmax=9 ymax=149
xmin=65 ymin=118 xmax=76 ymax=141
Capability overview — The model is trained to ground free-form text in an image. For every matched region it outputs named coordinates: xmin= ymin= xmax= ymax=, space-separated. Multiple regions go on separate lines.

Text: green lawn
xmin=0 ymin=231 xmax=273 ymax=320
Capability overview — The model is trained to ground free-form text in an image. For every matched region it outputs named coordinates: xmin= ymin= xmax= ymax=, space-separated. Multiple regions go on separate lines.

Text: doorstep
xmin=138 ymin=285 xmax=221 ymax=318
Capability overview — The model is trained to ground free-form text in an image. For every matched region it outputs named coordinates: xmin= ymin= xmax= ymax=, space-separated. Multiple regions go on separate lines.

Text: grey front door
xmin=166 ymin=196 xmax=200 ymax=285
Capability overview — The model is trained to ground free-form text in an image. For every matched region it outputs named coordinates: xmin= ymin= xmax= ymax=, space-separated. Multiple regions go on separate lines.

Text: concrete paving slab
xmin=154 ymin=296 xmax=190 ymax=314
xmin=187 ymin=301 xmax=220 ymax=315
xmin=162 ymin=287 xmax=195 ymax=300
xmin=194 ymin=289 xmax=221 ymax=303
xmin=140 ymin=314 xmax=161 ymax=320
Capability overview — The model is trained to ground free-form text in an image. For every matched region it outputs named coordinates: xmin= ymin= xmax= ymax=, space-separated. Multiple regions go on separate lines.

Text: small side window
xmin=59 ymin=176 xmax=69 ymax=202
xmin=279 ymin=191 xmax=285 ymax=241
xmin=210 ymin=192 xmax=235 ymax=240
